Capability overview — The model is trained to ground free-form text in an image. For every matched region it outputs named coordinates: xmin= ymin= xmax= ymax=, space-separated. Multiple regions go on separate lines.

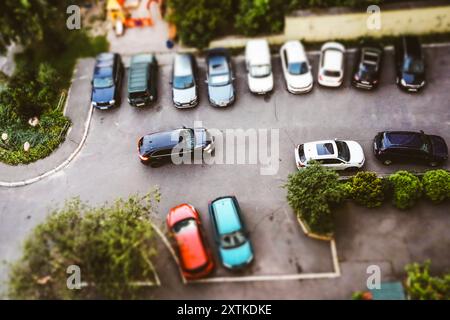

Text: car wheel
xmin=383 ymin=159 xmax=392 ymax=165
xmin=429 ymin=161 xmax=438 ymax=167
xmin=345 ymin=167 xmax=358 ymax=172
xmin=150 ymin=162 xmax=163 ymax=168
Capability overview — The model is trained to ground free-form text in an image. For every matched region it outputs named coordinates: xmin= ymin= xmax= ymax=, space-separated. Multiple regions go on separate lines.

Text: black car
xmin=205 ymin=48 xmax=236 ymax=107
xmin=373 ymin=131 xmax=448 ymax=166
xmin=351 ymin=42 xmax=383 ymax=90
xmin=127 ymin=54 xmax=158 ymax=107
xmin=137 ymin=127 xmax=215 ymax=166
xmin=91 ymin=52 xmax=124 ymax=109
xmin=394 ymin=36 xmax=426 ymax=92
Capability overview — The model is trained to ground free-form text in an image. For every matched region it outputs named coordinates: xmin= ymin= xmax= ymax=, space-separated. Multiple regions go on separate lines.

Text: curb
xmin=0 ymin=106 xmax=94 ymax=188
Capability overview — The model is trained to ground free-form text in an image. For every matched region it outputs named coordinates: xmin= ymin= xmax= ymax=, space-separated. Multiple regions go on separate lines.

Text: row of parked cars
xmin=167 ymin=197 xmax=253 ymax=279
xmin=90 ymin=36 xmax=427 ymax=110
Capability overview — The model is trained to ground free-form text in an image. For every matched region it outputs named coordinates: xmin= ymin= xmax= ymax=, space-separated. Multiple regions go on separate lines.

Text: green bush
xmin=389 ymin=171 xmax=422 ymax=209
xmin=235 ymin=0 xmax=286 ymax=36
xmin=346 ymin=171 xmax=385 ymax=208
xmin=8 ymin=191 xmax=161 ymax=299
xmin=405 ymin=260 xmax=450 ymax=300
xmin=285 ymin=161 xmax=346 ymax=235
xmin=422 ymin=170 xmax=450 ymax=203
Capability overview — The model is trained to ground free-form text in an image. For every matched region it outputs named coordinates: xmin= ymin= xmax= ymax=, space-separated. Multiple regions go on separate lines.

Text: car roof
xmin=130 ymin=53 xmax=154 ymax=65
xmin=383 ymin=131 xmax=424 ymax=149
xmin=174 ymin=54 xmax=193 ymax=77
xmin=96 ymin=52 xmax=115 ymax=62
xmin=323 ymin=49 xmax=343 ymax=71
xmin=142 ymin=129 xmax=186 ymax=152
xmin=211 ymin=197 xmax=242 ymax=235
xmin=283 ymin=40 xmax=306 ymax=63
xmin=173 ymin=219 xmax=209 ymax=271
xmin=246 ymin=39 xmax=270 ymax=64
xmin=303 ymin=140 xmax=338 ymax=159
xmin=128 ymin=65 xmax=149 ymax=93
xmin=402 ymin=36 xmax=422 ymax=56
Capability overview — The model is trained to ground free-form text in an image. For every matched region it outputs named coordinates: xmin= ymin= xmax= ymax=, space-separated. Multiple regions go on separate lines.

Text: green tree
xmin=405 ymin=260 xmax=450 ymax=300
xmin=389 ymin=171 xmax=422 ymax=210
xmin=235 ymin=0 xmax=286 ymax=36
xmin=346 ymin=171 xmax=385 ymax=208
xmin=8 ymin=191 xmax=161 ymax=299
xmin=284 ymin=161 xmax=346 ymax=235
xmin=422 ymin=169 xmax=450 ymax=203
xmin=166 ymin=0 xmax=234 ymax=48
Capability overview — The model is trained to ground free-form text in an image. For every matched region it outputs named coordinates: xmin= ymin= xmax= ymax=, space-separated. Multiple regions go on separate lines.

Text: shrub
xmin=346 ymin=171 xmax=385 ymax=208
xmin=285 ymin=162 xmax=346 ymax=235
xmin=389 ymin=171 xmax=422 ymax=209
xmin=422 ymin=170 xmax=450 ymax=203
xmin=405 ymin=260 xmax=450 ymax=300
xmin=235 ymin=0 xmax=286 ymax=36
xmin=8 ymin=191 xmax=161 ymax=299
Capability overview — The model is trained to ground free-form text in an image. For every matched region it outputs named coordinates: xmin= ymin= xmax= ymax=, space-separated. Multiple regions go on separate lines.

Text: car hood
xmin=92 ymin=86 xmax=115 ymax=103
xmin=402 ymin=72 xmax=424 ymax=85
xmin=346 ymin=140 xmax=365 ymax=164
xmin=286 ymin=72 xmax=313 ymax=89
xmin=173 ymin=86 xmax=196 ymax=104
xmin=429 ymin=135 xmax=449 ymax=158
xmin=248 ymin=74 xmax=273 ymax=93
xmin=208 ymin=83 xmax=234 ymax=104
xmin=219 ymin=241 xmax=253 ymax=268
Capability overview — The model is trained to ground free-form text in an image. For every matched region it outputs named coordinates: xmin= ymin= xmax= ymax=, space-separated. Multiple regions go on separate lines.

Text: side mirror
xmin=169 ymin=80 xmax=173 ymax=85
xmin=204 ymin=79 xmax=208 ymax=84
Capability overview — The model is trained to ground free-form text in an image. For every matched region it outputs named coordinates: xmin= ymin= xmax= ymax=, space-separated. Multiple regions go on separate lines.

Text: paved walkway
xmin=0 ymin=59 xmax=94 ymax=184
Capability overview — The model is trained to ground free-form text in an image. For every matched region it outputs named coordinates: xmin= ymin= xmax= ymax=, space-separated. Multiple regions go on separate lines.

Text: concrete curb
xmin=0 ymin=106 xmax=94 ymax=188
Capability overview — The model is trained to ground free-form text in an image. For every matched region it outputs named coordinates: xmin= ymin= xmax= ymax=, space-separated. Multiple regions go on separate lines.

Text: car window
xmin=403 ymin=57 xmax=424 ymax=74
xmin=316 ymin=143 xmax=334 ymax=156
xmin=250 ymin=65 xmax=271 ymax=78
xmin=172 ymin=218 xmax=197 ymax=234
xmin=173 ymin=75 xmax=194 ymax=89
xmin=93 ymin=77 xmax=114 ymax=88
xmin=324 ymin=70 xmax=341 ymax=77
xmin=335 ymin=141 xmax=351 ymax=162
xmin=209 ymin=73 xmax=230 ymax=86
xmin=152 ymin=149 xmax=170 ymax=157
xmin=220 ymin=230 xmax=247 ymax=249
xmin=319 ymin=158 xmax=342 ymax=165
xmin=288 ymin=62 xmax=308 ymax=75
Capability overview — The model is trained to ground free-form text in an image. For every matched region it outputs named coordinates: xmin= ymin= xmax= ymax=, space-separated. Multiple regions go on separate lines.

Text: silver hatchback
xmin=171 ymin=53 xmax=198 ymax=108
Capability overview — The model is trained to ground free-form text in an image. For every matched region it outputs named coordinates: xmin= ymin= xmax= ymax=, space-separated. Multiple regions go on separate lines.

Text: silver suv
xmin=171 ymin=53 xmax=198 ymax=108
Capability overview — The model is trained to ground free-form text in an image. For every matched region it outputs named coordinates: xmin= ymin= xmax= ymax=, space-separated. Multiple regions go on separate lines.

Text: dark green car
xmin=127 ymin=54 xmax=158 ymax=107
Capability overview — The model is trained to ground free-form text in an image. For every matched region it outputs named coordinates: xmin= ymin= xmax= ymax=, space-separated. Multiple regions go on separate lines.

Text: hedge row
xmin=285 ymin=164 xmax=450 ymax=236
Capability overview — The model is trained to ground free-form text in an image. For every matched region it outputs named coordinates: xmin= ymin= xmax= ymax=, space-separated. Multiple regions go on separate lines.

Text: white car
xmin=280 ymin=41 xmax=313 ymax=93
xmin=318 ymin=42 xmax=345 ymax=87
xmin=295 ymin=139 xmax=365 ymax=171
xmin=245 ymin=39 xmax=273 ymax=94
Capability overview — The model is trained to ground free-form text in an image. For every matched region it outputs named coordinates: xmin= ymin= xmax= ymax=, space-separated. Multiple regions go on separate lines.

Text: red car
xmin=167 ymin=204 xmax=214 ymax=279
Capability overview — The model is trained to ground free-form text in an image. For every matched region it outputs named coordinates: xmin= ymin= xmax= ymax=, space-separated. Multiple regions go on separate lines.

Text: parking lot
xmin=0 ymin=44 xmax=449 ymax=298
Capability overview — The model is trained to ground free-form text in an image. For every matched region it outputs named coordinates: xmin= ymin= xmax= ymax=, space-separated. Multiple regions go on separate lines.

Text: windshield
xmin=209 ymin=73 xmax=230 ymax=86
xmin=250 ymin=64 xmax=271 ymax=78
xmin=220 ymin=230 xmax=247 ymax=249
xmin=173 ymin=75 xmax=194 ymax=89
xmin=324 ymin=70 xmax=341 ymax=77
xmin=93 ymin=77 xmax=114 ymax=88
xmin=335 ymin=140 xmax=350 ymax=162
xmin=403 ymin=57 xmax=424 ymax=74
xmin=288 ymin=62 xmax=308 ymax=75
xmin=172 ymin=218 xmax=196 ymax=234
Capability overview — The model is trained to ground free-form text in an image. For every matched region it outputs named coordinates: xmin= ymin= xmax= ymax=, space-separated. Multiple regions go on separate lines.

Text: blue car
xmin=91 ymin=53 xmax=123 ymax=110
xmin=208 ymin=196 xmax=254 ymax=269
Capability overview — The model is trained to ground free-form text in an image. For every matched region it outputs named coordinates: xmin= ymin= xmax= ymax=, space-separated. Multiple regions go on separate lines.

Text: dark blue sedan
xmin=91 ymin=53 xmax=123 ymax=110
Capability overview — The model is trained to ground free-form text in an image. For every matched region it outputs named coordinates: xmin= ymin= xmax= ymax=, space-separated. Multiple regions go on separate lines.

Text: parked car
xmin=394 ymin=36 xmax=426 ymax=92
xmin=373 ymin=131 xmax=448 ymax=166
xmin=205 ymin=48 xmax=236 ymax=107
xmin=127 ymin=54 xmax=158 ymax=107
xmin=318 ymin=42 xmax=345 ymax=87
xmin=351 ymin=41 xmax=383 ymax=90
xmin=295 ymin=139 xmax=365 ymax=171
xmin=91 ymin=52 xmax=123 ymax=110
xmin=208 ymin=196 xmax=254 ymax=269
xmin=137 ymin=127 xmax=214 ymax=166
xmin=245 ymin=39 xmax=273 ymax=94
xmin=167 ymin=204 xmax=215 ymax=279
xmin=171 ymin=53 xmax=198 ymax=108
xmin=280 ymin=40 xmax=313 ymax=94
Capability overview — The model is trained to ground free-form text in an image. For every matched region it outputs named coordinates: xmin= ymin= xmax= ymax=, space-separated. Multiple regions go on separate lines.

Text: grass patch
xmin=0 ymin=31 xmax=108 ymax=166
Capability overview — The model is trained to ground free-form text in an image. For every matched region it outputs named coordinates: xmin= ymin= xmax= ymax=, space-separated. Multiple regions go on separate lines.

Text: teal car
xmin=208 ymin=196 xmax=254 ymax=269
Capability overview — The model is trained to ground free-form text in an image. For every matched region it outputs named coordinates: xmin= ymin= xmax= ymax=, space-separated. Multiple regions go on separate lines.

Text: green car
xmin=127 ymin=54 xmax=158 ymax=107
xmin=209 ymin=196 xmax=254 ymax=269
